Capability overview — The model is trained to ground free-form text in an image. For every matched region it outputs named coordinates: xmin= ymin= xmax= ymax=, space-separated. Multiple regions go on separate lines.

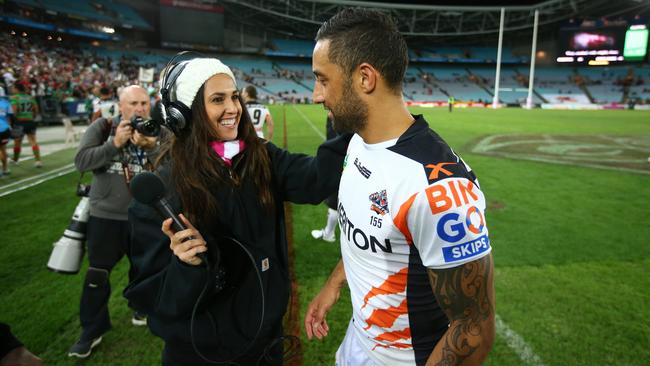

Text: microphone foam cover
xmin=130 ymin=172 xmax=165 ymax=204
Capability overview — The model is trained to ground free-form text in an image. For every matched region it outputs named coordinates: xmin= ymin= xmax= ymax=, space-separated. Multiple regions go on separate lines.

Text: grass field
xmin=1 ymin=106 xmax=649 ymax=365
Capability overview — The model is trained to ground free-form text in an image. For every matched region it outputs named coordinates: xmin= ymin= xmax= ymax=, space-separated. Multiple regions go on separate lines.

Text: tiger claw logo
xmin=369 ymin=190 xmax=389 ymax=215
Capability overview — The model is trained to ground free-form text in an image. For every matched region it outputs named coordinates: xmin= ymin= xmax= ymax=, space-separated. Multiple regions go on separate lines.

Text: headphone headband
xmin=160 ymin=51 xmax=204 ymax=136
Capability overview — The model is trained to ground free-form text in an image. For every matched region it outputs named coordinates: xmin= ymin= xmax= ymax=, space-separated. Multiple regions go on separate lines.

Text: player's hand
xmin=304 ymin=282 xmax=341 ymax=340
xmin=113 ymin=119 xmax=132 ymax=148
xmin=162 ymin=214 xmax=207 ymax=266
xmin=131 ymin=130 xmax=157 ymax=150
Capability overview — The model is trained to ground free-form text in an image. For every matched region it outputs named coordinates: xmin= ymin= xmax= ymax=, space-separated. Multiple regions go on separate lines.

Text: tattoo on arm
xmin=428 ymin=254 xmax=494 ymax=365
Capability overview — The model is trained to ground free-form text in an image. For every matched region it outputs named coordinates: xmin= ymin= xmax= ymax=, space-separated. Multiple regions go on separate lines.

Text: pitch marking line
xmin=0 ymin=164 xmax=76 ymax=198
xmin=496 ymin=314 xmax=546 ymax=366
xmin=472 ymin=134 xmax=650 ymax=175
xmin=291 ymin=105 xmax=326 ymax=140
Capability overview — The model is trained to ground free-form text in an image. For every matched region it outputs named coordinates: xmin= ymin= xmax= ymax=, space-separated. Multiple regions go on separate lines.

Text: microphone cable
xmin=190 ymin=236 xmax=265 ymax=365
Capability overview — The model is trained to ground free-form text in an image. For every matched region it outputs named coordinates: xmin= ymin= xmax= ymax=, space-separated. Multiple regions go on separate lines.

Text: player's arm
xmin=304 ymin=259 xmax=346 ymax=340
xmin=425 ymin=253 xmax=495 ymax=366
xmin=265 ymin=113 xmax=274 ymax=141
xmin=32 ymin=99 xmax=39 ymax=116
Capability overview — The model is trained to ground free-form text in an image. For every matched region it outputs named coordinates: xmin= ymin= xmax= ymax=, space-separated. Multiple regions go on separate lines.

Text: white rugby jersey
xmin=338 ymin=115 xmax=491 ymax=366
xmin=94 ymin=99 xmax=119 ymax=119
xmin=245 ymin=102 xmax=269 ymax=138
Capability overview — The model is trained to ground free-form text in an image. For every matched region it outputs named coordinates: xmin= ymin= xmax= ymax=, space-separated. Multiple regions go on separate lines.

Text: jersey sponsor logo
xmin=442 ymin=234 xmax=490 ymax=262
xmin=436 ymin=206 xmax=486 ymax=243
xmin=425 ymin=178 xmax=479 ymax=215
xmin=339 ymin=202 xmax=392 ymax=253
xmin=424 ymin=162 xmax=455 ymax=182
xmin=354 ymin=157 xmax=372 ymax=178
xmin=369 ymin=189 xmax=389 ymax=215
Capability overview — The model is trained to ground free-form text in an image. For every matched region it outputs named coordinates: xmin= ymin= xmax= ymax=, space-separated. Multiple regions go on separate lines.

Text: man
xmin=448 ymin=95 xmax=455 ymax=113
xmin=242 ymin=85 xmax=274 ymax=140
xmin=0 ymin=87 xmax=13 ymax=176
xmin=311 ymin=115 xmax=339 ymax=242
xmin=69 ymin=85 xmax=161 ymax=359
xmin=10 ymin=83 xmax=41 ymax=167
xmin=304 ymin=9 xmax=495 ymax=366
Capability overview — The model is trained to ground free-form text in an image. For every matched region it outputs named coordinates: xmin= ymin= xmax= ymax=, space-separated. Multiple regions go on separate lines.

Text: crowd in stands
xmin=0 ymin=32 xmax=158 ymax=122
xmin=2 ymin=29 xmax=649 ymax=115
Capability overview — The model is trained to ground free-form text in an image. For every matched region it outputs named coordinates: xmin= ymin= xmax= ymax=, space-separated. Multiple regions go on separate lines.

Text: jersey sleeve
xmin=403 ymin=176 xmax=491 ymax=269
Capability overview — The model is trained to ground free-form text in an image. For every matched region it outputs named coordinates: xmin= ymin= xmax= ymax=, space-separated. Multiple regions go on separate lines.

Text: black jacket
xmin=123 ymin=136 xmax=350 ymax=364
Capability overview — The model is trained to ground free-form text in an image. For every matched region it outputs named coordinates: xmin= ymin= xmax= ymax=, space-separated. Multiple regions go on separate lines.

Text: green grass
xmin=1 ymin=106 xmax=649 ymax=365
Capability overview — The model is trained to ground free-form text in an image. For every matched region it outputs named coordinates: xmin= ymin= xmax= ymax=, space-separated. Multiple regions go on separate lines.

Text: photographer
xmin=68 ymin=85 xmax=163 ymax=359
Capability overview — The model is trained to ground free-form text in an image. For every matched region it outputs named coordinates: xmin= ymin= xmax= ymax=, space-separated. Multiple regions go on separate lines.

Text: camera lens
xmin=131 ymin=116 xmax=160 ymax=137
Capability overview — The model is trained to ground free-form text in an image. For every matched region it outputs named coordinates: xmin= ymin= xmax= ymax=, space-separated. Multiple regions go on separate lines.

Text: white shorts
xmin=335 ymin=319 xmax=377 ymax=366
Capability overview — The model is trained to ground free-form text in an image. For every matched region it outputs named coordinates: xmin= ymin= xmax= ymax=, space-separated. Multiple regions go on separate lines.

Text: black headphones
xmin=159 ymin=51 xmax=200 ymax=136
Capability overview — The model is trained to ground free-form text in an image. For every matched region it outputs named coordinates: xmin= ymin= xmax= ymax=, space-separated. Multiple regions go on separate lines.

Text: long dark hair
xmin=159 ymin=85 xmax=274 ymax=227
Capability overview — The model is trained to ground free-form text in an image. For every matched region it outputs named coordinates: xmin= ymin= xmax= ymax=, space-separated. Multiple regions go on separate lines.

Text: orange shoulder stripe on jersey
xmin=361 ymin=267 xmax=408 ymax=310
xmin=393 ymin=193 xmax=418 ymax=245
xmin=363 ymin=298 xmax=408 ymax=331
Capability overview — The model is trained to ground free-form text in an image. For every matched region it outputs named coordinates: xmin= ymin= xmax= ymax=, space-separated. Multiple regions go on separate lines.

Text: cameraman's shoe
xmin=311 ymin=229 xmax=336 ymax=243
xmin=68 ymin=336 xmax=102 ymax=358
xmin=132 ymin=312 xmax=147 ymax=326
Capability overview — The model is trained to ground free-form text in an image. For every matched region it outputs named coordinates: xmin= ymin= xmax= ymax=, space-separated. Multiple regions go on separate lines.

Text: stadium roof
xmin=220 ymin=0 xmax=650 ymax=43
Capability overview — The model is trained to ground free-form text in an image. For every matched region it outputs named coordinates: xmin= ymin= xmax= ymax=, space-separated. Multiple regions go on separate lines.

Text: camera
xmin=47 ymin=196 xmax=90 ymax=274
xmin=131 ymin=115 xmax=161 ymax=137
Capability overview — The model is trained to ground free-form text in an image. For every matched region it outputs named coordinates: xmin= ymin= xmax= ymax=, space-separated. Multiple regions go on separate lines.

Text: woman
xmin=124 ymin=58 xmax=348 ymax=365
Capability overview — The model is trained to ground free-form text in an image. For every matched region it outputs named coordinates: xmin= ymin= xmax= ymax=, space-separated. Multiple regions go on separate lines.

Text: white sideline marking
xmin=0 ymin=163 xmax=76 ymax=190
xmin=496 ymin=314 xmax=546 ymax=366
xmin=0 ymin=164 xmax=76 ymax=198
xmin=292 ymin=105 xmax=326 ymax=140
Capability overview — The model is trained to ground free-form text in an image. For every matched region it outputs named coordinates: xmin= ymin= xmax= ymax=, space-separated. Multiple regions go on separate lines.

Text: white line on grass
xmin=0 ymin=163 xmax=76 ymax=190
xmin=496 ymin=314 xmax=546 ymax=366
xmin=0 ymin=164 xmax=76 ymax=198
xmin=291 ymin=105 xmax=326 ymax=140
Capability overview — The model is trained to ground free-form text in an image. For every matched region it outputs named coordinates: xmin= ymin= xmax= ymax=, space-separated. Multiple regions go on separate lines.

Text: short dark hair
xmin=244 ymin=85 xmax=258 ymax=100
xmin=315 ymin=8 xmax=408 ymax=93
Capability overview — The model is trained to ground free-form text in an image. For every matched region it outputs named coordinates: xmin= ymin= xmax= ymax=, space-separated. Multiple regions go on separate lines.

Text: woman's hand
xmin=161 ymin=214 xmax=207 ymax=266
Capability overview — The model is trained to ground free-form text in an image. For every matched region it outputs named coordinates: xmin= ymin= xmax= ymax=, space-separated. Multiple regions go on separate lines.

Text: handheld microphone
xmin=130 ymin=172 xmax=208 ymax=266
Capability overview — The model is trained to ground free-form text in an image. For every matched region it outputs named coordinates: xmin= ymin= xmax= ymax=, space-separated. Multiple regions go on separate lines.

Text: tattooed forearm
xmin=427 ymin=253 xmax=495 ymax=366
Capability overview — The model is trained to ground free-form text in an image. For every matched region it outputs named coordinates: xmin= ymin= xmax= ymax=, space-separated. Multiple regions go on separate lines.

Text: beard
xmin=330 ymin=77 xmax=368 ymax=134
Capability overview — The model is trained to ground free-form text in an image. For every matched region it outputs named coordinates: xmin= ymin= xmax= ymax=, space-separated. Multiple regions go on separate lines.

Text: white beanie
xmin=171 ymin=58 xmax=237 ymax=108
